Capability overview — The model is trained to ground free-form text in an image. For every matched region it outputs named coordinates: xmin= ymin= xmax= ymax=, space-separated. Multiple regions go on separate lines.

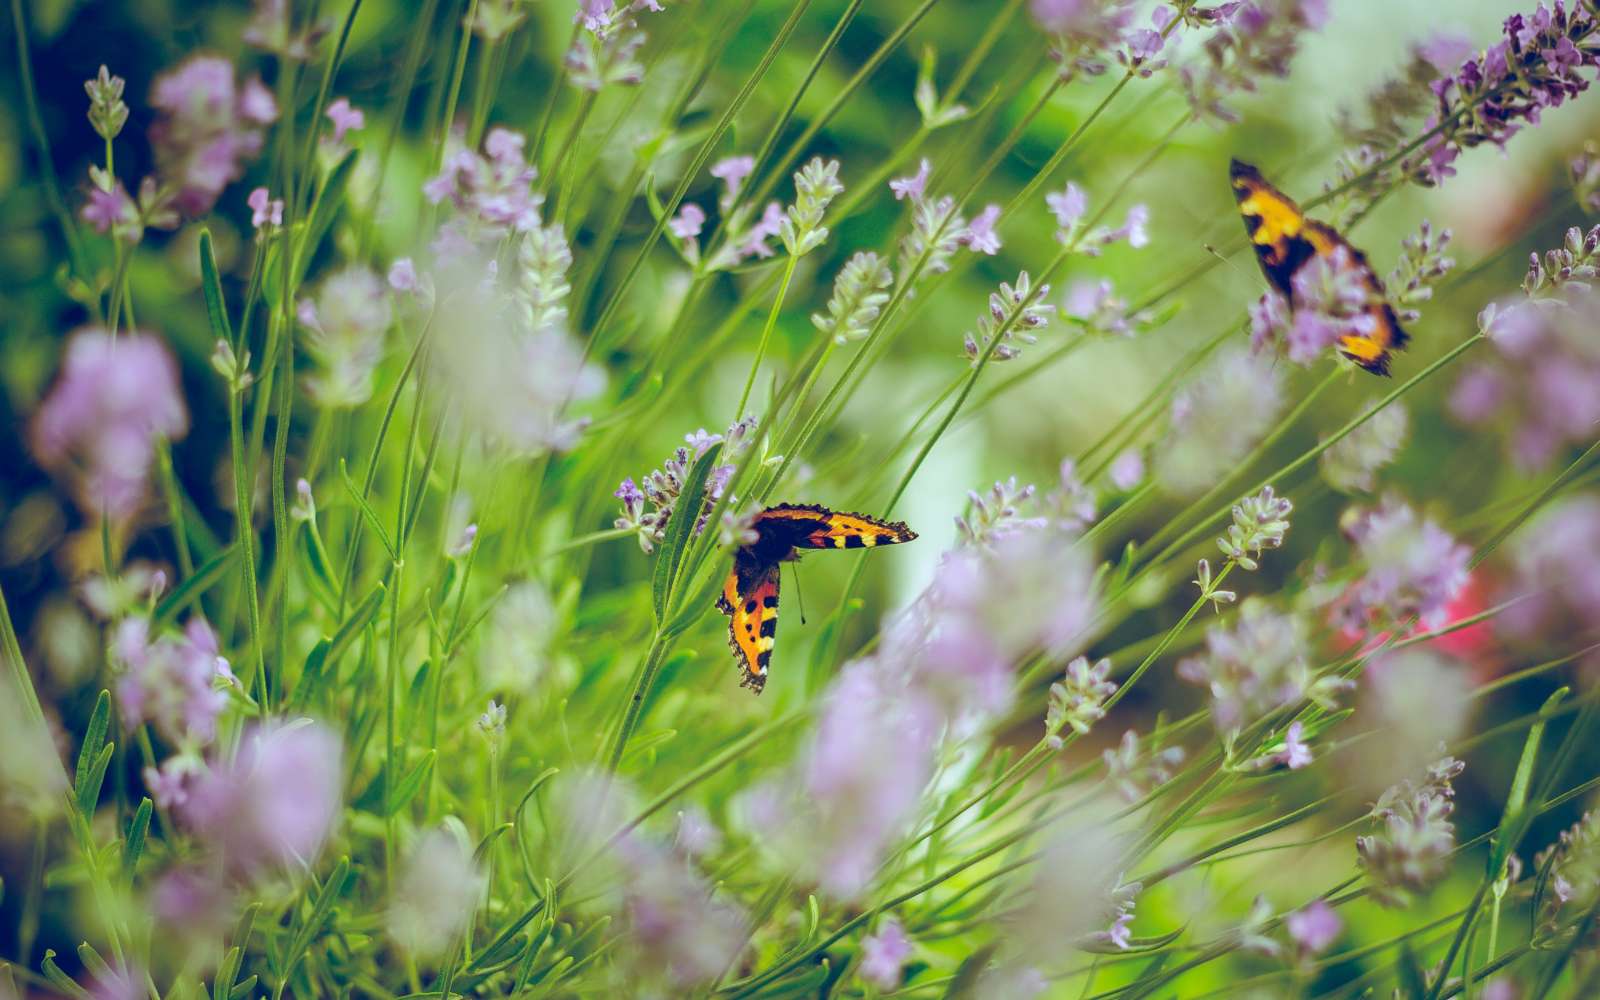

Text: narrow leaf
xmin=386 ymin=750 xmax=436 ymax=816
xmin=123 ymin=797 xmax=152 ymax=875
xmin=76 ymin=743 xmax=114 ymax=818
xmin=341 ymin=459 xmax=399 ymax=560
xmin=199 ymin=230 xmax=234 ymax=344
xmin=652 ymin=444 xmax=722 ymax=625
xmin=153 ymin=544 xmax=239 ymax=626
xmin=73 ymin=690 xmax=111 ymax=804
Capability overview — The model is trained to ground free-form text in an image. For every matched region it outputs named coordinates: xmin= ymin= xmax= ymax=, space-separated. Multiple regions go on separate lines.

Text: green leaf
xmin=1493 ymin=686 xmax=1567 ymax=874
xmin=75 ymin=942 xmax=111 ymax=981
xmin=473 ymin=823 xmax=514 ymax=867
xmin=652 ymin=444 xmax=723 ymax=625
xmin=294 ymin=150 xmax=358 ymax=288
xmin=73 ymin=690 xmax=110 ymax=808
xmin=340 ymin=460 xmax=398 ymax=560
xmin=153 ymin=544 xmax=239 ymax=626
xmin=213 ymin=902 xmax=259 ymax=1000
xmin=385 ymin=751 xmax=436 ymax=816
xmin=942 ymin=942 xmax=998 ymax=999
xmin=279 ymin=857 xmax=351 ymax=985
xmin=292 ymin=583 xmax=384 ymax=710
xmin=297 ymin=528 xmax=339 ymax=614
xmin=1398 ymin=940 xmax=1428 ymax=998
xmin=228 ymin=975 xmax=258 ymax=1000
xmin=198 ymin=229 xmax=234 ymax=345
xmin=123 ymin=797 xmax=152 ymax=875
xmin=41 ymin=950 xmax=90 ymax=1000
xmin=76 ymin=743 xmax=113 ymax=818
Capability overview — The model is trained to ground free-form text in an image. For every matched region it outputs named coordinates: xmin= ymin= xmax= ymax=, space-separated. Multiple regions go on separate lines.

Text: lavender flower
xmin=1178 ymin=600 xmax=1350 ymax=743
xmin=476 ymin=698 xmax=507 ymax=738
xmin=615 ymin=420 xmax=753 ymax=552
xmin=1409 ymin=3 xmax=1600 ymax=187
xmin=1285 ymin=899 xmax=1342 ymax=956
xmin=31 ymin=329 xmax=189 ymax=522
xmin=518 ymin=220 xmax=574 ymax=333
xmin=298 ymin=267 xmax=392 ymax=408
xmin=1155 ymin=346 xmax=1285 ymax=495
xmin=889 ymin=158 xmax=930 ymax=202
xmin=113 ymin=616 xmax=231 ymax=748
xmin=1534 ymin=810 xmax=1600 ymax=938
xmin=813 ymin=251 xmax=893 ymax=344
xmin=1032 ymin=0 xmax=1139 ymax=78
xmin=779 ymin=157 xmax=843 ymax=256
xmin=82 ymin=176 xmax=142 ymax=243
xmin=1572 ymin=141 xmax=1600 ymax=213
xmin=244 ymin=0 xmax=325 ymax=59
xmin=1104 ymin=728 xmax=1186 ymax=802
xmin=1499 ymin=495 xmax=1600 ymax=645
xmin=1387 ymin=221 xmax=1456 ymax=323
xmin=611 ymin=821 xmax=747 ymax=986
xmin=963 ymin=271 xmax=1055 ymax=364
xmin=323 ymin=97 xmax=364 ymax=146
xmin=85 ymin=65 xmax=128 ymax=141
xmin=389 ymin=827 xmax=486 ymax=959
xmin=1333 ymin=498 xmax=1470 ymax=631
xmin=958 ymin=203 xmax=1003 ymax=255
xmin=1109 ymin=449 xmax=1145 ymax=489
xmin=897 ymin=194 xmax=965 ymax=289
xmin=148 ymin=55 xmax=277 ymax=217
xmin=1452 ymin=243 xmax=1600 ymax=470
xmin=1065 ymin=279 xmax=1147 ymax=337
xmin=1217 ymin=485 xmax=1293 ymax=571
xmin=566 ymin=2 xmax=659 ymax=90
xmin=425 ymin=249 xmax=603 ymax=456
xmin=247 ymin=186 xmax=284 ymax=229
xmin=1248 ymin=719 xmax=1313 ymax=770
xmin=955 ymin=477 xmax=1047 ymax=547
xmin=669 ymin=202 xmax=705 ymax=240
xmin=1321 ymin=401 xmax=1408 ymax=493
xmin=858 ymin=920 xmax=912 ymax=990
xmin=176 ymin=720 xmax=342 ymax=879
xmin=425 ymin=127 xmax=545 ymax=251
xmin=1181 ymin=0 xmax=1330 ymax=123
xmin=1356 ymin=755 xmax=1464 ymax=907
xmin=1045 ymin=655 xmax=1117 ymax=747
xmin=710 ymin=154 xmax=754 ymax=208
xmin=1020 ymin=817 xmax=1140 ymax=955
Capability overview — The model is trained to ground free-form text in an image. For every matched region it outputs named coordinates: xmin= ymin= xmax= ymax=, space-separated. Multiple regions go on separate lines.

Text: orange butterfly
xmin=1229 ymin=159 xmax=1409 ymax=375
xmin=716 ymin=504 xmax=917 ymax=693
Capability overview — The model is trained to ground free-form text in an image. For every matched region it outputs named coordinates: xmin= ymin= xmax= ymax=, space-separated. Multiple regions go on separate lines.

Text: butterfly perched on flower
xmin=717 ymin=504 xmax=916 ymax=694
xmin=1229 ymin=159 xmax=1408 ymax=375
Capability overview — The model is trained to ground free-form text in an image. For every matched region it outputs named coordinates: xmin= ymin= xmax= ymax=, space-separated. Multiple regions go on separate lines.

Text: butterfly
xmin=1229 ymin=158 xmax=1408 ymax=375
xmin=716 ymin=504 xmax=917 ymax=694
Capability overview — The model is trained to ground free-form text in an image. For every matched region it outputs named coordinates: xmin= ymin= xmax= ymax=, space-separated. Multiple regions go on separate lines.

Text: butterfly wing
xmin=716 ymin=559 xmax=780 ymax=693
xmin=1230 ymin=158 xmax=1315 ymax=294
xmin=1302 ymin=221 xmax=1409 ymax=376
xmin=756 ymin=503 xmax=918 ymax=550
xmin=1231 ymin=159 xmax=1409 ymax=376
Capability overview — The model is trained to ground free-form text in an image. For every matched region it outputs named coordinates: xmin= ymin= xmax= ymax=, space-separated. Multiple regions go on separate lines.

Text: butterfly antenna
xmin=789 ymin=562 xmax=809 ymax=626
xmin=1204 ymin=242 xmax=1255 ymax=283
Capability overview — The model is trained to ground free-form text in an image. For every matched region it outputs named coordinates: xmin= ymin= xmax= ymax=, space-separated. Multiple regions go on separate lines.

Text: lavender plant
xmin=7 ymin=0 xmax=1600 ymax=997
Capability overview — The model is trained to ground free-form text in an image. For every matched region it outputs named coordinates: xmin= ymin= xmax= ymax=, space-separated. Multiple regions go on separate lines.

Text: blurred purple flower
xmin=31 ymin=329 xmax=189 ymax=522
xmin=148 ymin=55 xmax=276 ymax=217
xmin=324 ymin=97 xmax=365 ymax=144
xmin=1499 ymin=495 xmax=1600 ymax=645
xmin=669 ymin=202 xmax=705 ymax=239
xmin=1110 ymin=449 xmax=1145 ymax=489
xmin=1286 ymin=899 xmax=1342 ymax=955
xmin=114 ymin=616 xmax=230 ymax=748
xmin=388 ymin=257 xmax=418 ymax=291
xmin=177 ymin=719 xmax=342 ymax=879
xmin=958 ymin=203 xmax=1003 ymax=254
xmin=1334 ymin=498 xmax=1470 ymax=631
xmin=1452 ymin=279 xmax=1600 ymax=470
xmin=711 ymin=154 xmax=754 ymax=207
xmin=1322 ymin=401 xmax=1408 ymax=493
xmin=859 ymin=919 xmax=912 ymax=989
xmin=389 ymin=828 xmax=486 ymax=959
xmin=82 ymin=180 xmax=141 ymax=242
xmin=247 ymin=186 xmax=283 ymax=229
xmin=1182 ymin=0 xmax=1328 ymax=122
xmin=1357 ymin=754 xmax=1464 ymax=906
xmin=889 ymin=158 xmax=930 ymax=202
xmin=1156 ymin=346 xmax=1284 ymax=495
xmin=1047 ymin=181 xmax=1088 ymax=229
xmin=425 ymin=127 xmax=544 ymax=249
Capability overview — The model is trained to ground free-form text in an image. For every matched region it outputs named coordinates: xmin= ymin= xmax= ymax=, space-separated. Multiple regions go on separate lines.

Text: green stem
xmin=735 ymin=255 xmax=799 ymax=420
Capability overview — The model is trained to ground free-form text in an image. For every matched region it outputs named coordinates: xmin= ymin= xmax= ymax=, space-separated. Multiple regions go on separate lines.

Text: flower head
xmin=958 ymin=203 xmax=1003 ymax=255
xmin=85 ymin=64 xmax=129 ymax=140
xmin=710 ymin=154 xmax=754 ymax=207
xmin=389 ymin=827 xmax=486 ymax=959
xmin=1322 ymin=401 xmax=1408 ymax=492
xmin=113 ymin=617 xmax=230 ymax=748
xmin=31 ymin=329 xmax=189 ymax=522
xmin=1285 ymin=899 xmax=1342 ymax=956
xmin=175 ymin=720 xmax=342 ymax=879
xmin=247 ymin=186 xmax=284 ymax=229
xmin=299 ymin=267 xmax=392 ymax=408
xmin=963 ymin=271 xmax=1055 ymax=364
xmin=425 ymin=128 xmax=544 ymax=251
xmin=1156 ymin=346 xmax=1285 ymax=495
xmin=813 ymin=251 xmax=893 ymax=344
xmin=1045 ymin=655 xmax=1117 ymax=747
xmin=1356 ymin=754 xmax=1464 ymax=906
xmin=859 ymin=920 xmax=912 ymax=989
xmin=148 ymin=56 xmax=276 ymax=217
xmin=1334 ymin=498 xmax=1470 ymax=632
xmin=324 ymin=97 xmax=365 ymax=145
xmin=889 ymin=158 xmax=931 ymax=202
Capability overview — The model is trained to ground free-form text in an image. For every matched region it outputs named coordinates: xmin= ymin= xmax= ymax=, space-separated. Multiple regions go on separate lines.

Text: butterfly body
xmin=716 ymin=503 xmax=916 ymax=694
xmin=1229 ymin=159 xmax=1408 ymax=375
